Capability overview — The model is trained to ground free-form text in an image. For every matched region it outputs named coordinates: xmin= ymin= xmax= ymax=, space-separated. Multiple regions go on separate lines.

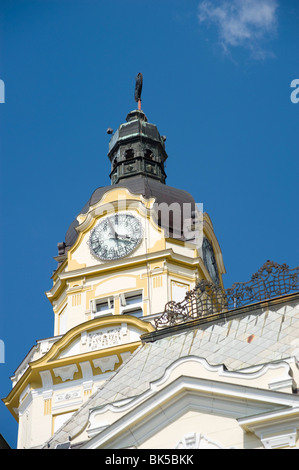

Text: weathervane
xmin=134 ymin=72 xmax=143 ymax=110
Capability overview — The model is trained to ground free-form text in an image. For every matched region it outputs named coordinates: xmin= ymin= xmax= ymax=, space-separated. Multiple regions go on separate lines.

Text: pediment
xmin=56 ymin=320 xmax=143 ymax=360
xmin=38 ymin=315 xmax=153 ymax=365
xmin=4 ymin=316 xmax=154 ymax=419
xmin=81 ymin=356 xmax=299 ymax=449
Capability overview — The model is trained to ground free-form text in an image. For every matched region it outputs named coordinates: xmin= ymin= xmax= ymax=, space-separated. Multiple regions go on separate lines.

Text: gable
xmin=3 ymin=315 xmax=154 ymax=421
xmin=80 ymin=357 xmax=299 ymax=449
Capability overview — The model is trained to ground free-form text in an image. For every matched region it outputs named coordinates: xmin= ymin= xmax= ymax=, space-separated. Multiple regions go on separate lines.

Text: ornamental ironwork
xmin=155 ymin=261 xmax=299 ymax=329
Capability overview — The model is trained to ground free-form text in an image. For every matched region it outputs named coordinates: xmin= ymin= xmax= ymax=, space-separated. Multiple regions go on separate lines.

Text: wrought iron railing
xmin=155 ymin=261 xmax=299 ymax=329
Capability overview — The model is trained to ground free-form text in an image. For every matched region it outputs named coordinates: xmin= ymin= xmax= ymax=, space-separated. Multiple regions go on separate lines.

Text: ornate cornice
xmin=3 ymin=315 xmax=154 ymax=421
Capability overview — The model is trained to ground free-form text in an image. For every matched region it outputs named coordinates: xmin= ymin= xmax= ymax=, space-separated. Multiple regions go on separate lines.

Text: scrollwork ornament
xmin=155 ymin=261 xmax=299 ymax=329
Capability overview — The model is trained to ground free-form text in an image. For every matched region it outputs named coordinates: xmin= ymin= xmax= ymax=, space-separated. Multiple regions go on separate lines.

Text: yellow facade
xmin=4 ymin=179 xmax=224 ymax=449
xmin=3 ymin=101 xmax=227 ymax=449
xmin=4 ymin=88 xmax=298 ymax=451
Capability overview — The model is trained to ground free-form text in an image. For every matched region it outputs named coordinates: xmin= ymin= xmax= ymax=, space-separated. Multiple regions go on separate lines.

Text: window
xmin=144 ymin=149 xmax=153 ymax=160
xmin=125 ymin=149 xmax=134 ymax=160
xmin=91 ymin=297 xmax=114 ymax=317
xmin=120 ymin=291 xmax=143 ymax=318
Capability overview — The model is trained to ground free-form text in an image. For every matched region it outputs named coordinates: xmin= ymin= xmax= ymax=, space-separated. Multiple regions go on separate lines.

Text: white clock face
xmin=89 ymin=213 xmax=142 ymax=261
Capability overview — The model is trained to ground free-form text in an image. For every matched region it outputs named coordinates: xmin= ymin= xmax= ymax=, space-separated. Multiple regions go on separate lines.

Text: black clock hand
xmin=107 ymin=217 xmax=119 ymax=239
xmin=118 ymin=234 xmax=138 ymax=241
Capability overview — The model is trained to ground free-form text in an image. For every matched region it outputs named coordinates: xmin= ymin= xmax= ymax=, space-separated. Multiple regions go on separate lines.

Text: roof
xmin=43 ymin=291 xmax=299 ymax=449
xmin=0 ymin=434 xmax=11 ymax=449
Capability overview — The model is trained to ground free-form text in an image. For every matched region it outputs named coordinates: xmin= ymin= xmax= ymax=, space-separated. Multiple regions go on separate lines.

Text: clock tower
xmin=4 ymin=78 xmax=225 ymax=449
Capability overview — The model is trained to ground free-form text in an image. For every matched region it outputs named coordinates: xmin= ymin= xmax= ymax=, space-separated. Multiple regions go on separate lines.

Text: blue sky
xmin=0 ymin=0 xmax=298 ymax=448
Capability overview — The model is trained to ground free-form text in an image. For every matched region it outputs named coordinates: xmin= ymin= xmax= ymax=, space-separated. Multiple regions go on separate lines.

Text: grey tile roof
xmin=44 ymin=294 xmax=299 ymax=449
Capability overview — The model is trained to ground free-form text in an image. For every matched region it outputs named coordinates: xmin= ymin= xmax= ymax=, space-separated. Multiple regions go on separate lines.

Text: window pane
xmin=96 ymin=300 xmax=113 ymax=312
xmin=124 ymin=308 xmax=143 ymax=318
xmin=126 ymin=294 xmax=142 ymax=305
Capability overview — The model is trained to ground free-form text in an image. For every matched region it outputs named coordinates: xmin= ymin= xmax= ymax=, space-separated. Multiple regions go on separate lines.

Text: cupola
xmin=107 ymin=74 xmax=168 ymax=185
xmin=108 ymin=109 xmax=168 ymax=185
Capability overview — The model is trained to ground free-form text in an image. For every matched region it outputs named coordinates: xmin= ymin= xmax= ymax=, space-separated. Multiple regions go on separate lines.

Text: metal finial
xmin=134 ymin=72 xmax=143 ymax=110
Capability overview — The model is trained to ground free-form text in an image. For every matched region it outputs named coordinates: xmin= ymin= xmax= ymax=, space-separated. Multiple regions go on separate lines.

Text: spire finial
xmin=134 ymin=72 xmax=143 ymax=110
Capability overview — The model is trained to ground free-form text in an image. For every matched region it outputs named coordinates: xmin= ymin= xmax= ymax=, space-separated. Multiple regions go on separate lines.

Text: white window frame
xmin=120 ymin=291 xmax=143 ymax=318
xmin=91 ymin=297 xmax=115 ymax=318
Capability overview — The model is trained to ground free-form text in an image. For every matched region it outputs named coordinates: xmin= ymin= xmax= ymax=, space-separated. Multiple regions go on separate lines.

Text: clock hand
xmin=107 ymin=217 xmax=118 ymax=238
xmin=117 ymin=234 xmax=138 ymax=242
xmin=117 ymin=234 xmax=130 ymax=240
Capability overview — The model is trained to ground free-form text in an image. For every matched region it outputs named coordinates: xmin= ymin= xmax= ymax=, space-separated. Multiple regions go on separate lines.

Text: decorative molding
xmin=87 ymin=325 xmax=128 ymax=352
xmin=226 ymin=261 xmax=299 ymax=309
xmin=252 ymin=421 xmax=299 ymax=449
xmin=53 ymin=364 xmax=78 ymax=382
xmin=79 ymin=361 xmax=94 ymax=394
xmin=54 ymin=390 xmax=81 ymax=404
xmin=87 ymin=357 xmax=299 ymax=420
xmin=260 ymin=429 xmax=297 ymax=449
xmin=72 ymin=293 xmax=82 ymax=307
xmin=81 ymin=331 xmax=87 ymax=345
xmin=268 ymin=377 xmax=295 ymax=392
xmin=238 ymin=409 xmax=299 ymax=449
xmin=82 ymin=368 xmax=299 ymax=449
xmin=149 ymin=356 xmax=296 ymax=391
xmin=93 ymin=355 xmax=119 ymax=373
xmin=156 ymin=261 xmax=299 ymax=328
xmin=42 ymin=390 xmax=53 ymax=400
xmin=19 ymin=385 xmax=30 ymax=405
xmin=44 ymin=399 xmax=52 ymax=415
xmin=87 ymin=420 xmax=110 ymax=438
xmin=120 ymin=351 xmax=132 ymax=364
xmin=40 ymin=370 xmax=53 ymax=389
xmin=80 ymin=361 xmax=93 ymax=380
xmin=18 ymin=389 xmax=39 ymax=416
xmin=175 ymin=432 xmax=226 ymax=449
xmin=40 ymin=341 xmax=51 ymax=355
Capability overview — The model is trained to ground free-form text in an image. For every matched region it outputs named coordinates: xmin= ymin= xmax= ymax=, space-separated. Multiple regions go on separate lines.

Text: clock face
xmin=202 ymin=238 xmax=220 ymax=285
xmin=89 ymin=213 xmax=143 ymax=261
